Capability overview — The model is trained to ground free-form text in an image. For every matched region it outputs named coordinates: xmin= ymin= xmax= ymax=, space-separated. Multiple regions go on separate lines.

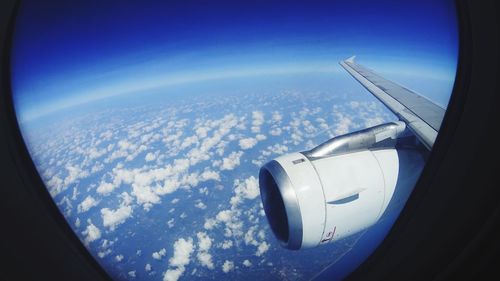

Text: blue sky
xmin=11 ymin=0 xmax=458 ymax=122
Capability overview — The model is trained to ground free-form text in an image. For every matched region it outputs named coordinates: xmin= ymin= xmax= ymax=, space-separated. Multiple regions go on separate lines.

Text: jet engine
xmin=259 ymin=121 xmax=407 ymax=249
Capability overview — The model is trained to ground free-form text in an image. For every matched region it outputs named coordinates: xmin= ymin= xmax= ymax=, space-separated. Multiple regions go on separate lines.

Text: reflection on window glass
xmin=11 ymin=1 xmax=457 ymax=280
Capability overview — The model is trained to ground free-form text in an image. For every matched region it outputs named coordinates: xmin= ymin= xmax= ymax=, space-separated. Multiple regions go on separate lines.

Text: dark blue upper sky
xmin=11 ymin=0 xmax=458 ymax=121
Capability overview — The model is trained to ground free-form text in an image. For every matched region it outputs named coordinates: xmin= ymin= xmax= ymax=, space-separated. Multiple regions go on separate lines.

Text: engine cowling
xmin=259 ymin=122 xmax=405 ymax=249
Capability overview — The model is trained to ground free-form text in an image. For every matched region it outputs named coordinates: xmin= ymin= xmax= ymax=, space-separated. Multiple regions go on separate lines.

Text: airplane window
xmin=10 ymin=1 xmax=458 ymax=280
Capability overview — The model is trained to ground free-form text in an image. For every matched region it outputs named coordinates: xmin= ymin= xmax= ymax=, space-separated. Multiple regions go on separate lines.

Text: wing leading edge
xmin=340 ymin=56 xmax=445 ymax=150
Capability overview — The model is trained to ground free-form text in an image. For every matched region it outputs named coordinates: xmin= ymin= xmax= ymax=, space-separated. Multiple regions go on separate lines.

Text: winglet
xmin=345 ymin=55 xmax=356 ymax=64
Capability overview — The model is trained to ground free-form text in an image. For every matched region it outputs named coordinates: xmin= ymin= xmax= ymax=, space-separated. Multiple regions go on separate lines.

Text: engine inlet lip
xmin=259 ymin=160 xmax=303 ymax=250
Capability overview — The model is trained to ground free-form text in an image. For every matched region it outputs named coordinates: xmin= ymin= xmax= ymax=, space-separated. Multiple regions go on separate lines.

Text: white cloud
xmin=233 ymin=176 xmax=260 ymax=201
xmin=274 ymin=143 xmax=289 ymax=154
xmin=197 ymin=252 xmax=213 ymax=270
xmin=96 ymin=181 xmax=116 ymax=195
xmin=120 ymin=192 xmax=134 ymax=206
xmin=255 ymin=241 xmax=270 ymax=256
xmin=200 ymin=170 xmax=220 ymax=181
xmin=239 ymin=138 xmax=257 ymax=150
xmin=303 ymin=119 xmax=317 ymax=134
xmin=98 ymin=249 xmax=112 ymax=258
xmin=215 ymin=209 xmax=244 ymax=238
xmin=244 ymin=226 xmax=259 ymax=247
xmin=199 ymin=187 xmax=209 ymax=195
xmin=170 ymin=238 xmax=195 ymax=267
xmin=132 ymin=182 xmax=161 ymax=211
xmin=47 ymin=175 xmax=64 ymax=196
xmin=152 ymin=248 xmax=167 ymax=260
xmin=364 ymin=116 xmax=385 ymax=128
xmin=101 ymin=205 xmax=133 ymax=231
xmin=291 ymin=132 xmax=303 ymax=145
xmin=115 ymin=254 xmax=124 ymax=262
xmin=197 ymin=232 xmax=212 ymax=251
xmin=145 ymin=152 xmax=156 ymax=162
xmin=272 ymin=111 xmax=282 ymax=123
xmin=91 ymin=163 xmax=104 ymax=173
xmin=243 ymin=260 xmax=252 ymax=267
xmin=163 ymin=237 xmax=195 ymax=281
xmin=220 ymin=240 xmax=233 ymax=249
xmin=118 ymin=140 xmax=133 ymax=150
xmin=87 ymin=147 xmax=107 ymax=160
xmin=63 ymin=165 xmax=89 ymax=187
xmin=269 ymin=127 xmax=282 ymax=136
xmin=334 ymin=113 xmax=352 ymax=136
xmin=128 ymin=271 xmax=136 ymax=278
xmin=100 ymin=130 xmax=113 ymax=140
xmin=305 ymin=140 xmax=315 ymax=150
xmin=216 ymin=210 xmax=232 ymax=223
xmin=255 ymin=134 xmax=266 ymax=141
xmin=180 ymin=135 xmax=199 ymax=150
xmin=77 ymin=195 xmax=99 ymax=213
xmin=251 ymin=111 xmax=265 ymax=133
xmin=71 ymin=187 xmax=79 ymax=200
xmin=167 ymin=218 xmax=175 ymax=228
xmin=251 ymin=159 xmax=265 ymax=167
xmin=195 ymin=201 xmax=207 ymax=210
xmin=222 ymin=260 xmax=235 ymax=273
xmin=196 ymin=232 xmax=214 ymax=269
xmin=145 ymin=263 xmax=152 ymax=272
xmin=350 ymin=101 xmax=360 ymax=109
xmin=156 ymin=178 xmax=181 ymax=196
xmin=264 ymin=143 xmax=289 ymax=156
xmin=164 ymin=268 xmax=183 ymax=281
xmin=220 ymin=151 xmax=244 ymax=171
xmin=82 ymin=220 xmax=101 ymax=245
xmin=195 ymin=127 xmax=209 ymax=138
xmin=204 ymin=218 xmax=217 ymax=230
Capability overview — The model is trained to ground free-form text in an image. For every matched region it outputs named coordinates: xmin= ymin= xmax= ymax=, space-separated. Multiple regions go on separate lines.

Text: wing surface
xmin=340 ymin=56 xmax=445 ymax=150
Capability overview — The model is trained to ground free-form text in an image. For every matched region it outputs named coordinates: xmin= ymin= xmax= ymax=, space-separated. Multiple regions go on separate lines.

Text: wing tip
xmin=345 ymin=55 xmax=356 ymax=64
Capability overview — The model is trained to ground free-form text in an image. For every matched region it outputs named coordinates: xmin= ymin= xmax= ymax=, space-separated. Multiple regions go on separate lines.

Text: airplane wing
xmin=340 ymin=56 xmax=446 ymax=150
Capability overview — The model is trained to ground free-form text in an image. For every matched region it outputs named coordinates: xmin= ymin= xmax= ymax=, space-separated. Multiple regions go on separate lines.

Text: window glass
xmin=11 ymin=1 xmax=458 ymax=280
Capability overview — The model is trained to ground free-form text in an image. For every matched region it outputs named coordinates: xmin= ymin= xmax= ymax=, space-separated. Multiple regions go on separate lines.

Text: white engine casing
xmin=260 ymin=148 xmax=399 ymax=249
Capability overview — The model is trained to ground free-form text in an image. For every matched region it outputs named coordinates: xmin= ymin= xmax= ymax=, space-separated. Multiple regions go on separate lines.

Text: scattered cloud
xmin=239 ymin=138 xmax=257 ymax=150
xmin=204 ymin=218 xmax=217 ymax=230
xmin=196 ymin=232 xmax=214 ymax=269
xmin=256 ymin=241 xmax=270 ymax=256
xmin=152 ymin=248 xmax=167 ymax=260
xmin=22 ymin=83 xmax=398 ymax=280
xmin=163 ymin=237 xmax=195 ymax=281
xmin=145 ymin=152 xmax=156 ymax=162
xmin=167 ymin=218 xmax=175 ymax=228
xmin=251 ymin=111 xmax=264 ymax=133
xmin=220 ymin=151 xmax=244 ymax=171
xmin=77 ymin=195 xmax=99 ymax=213
xmin=269 ymin=127 xmax=282 ymax=136
xmin=220 ymin=240 xmax=233 ymax=250
xmin=243 ymin=260 xmax=252 ymax=267
xmin=195 ymin=201 xmax=207 ymax=210
xmin=222 ymin=260 xmax=235 ymax=273
xmin=82 ymin=219 xmax=101 ymax=245
xmin=101 ymin=204 xmax=133 ymax=231
xmin=96 ymin=181 xmax=116 ymax=195
xmin=115 ymin=254 xmax=124 ymax=262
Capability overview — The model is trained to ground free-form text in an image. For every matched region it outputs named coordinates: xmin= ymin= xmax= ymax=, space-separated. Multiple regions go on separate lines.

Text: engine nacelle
xmin=259 ymin=122 xmax=405 ymax=249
